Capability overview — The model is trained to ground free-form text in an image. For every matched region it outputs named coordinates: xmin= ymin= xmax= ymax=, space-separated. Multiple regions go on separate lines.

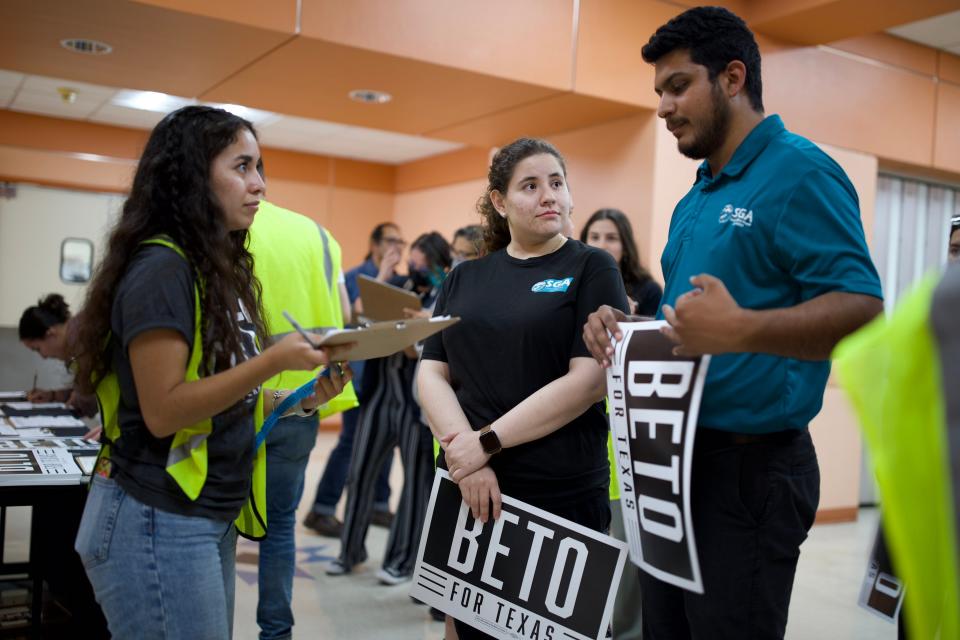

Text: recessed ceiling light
xmin=60 ymin=38 xmax=112 ymax=55
xmin=112 ymin=90 xmax=194 ymax=113
xmin=349 ymin=89 xmax=392 ymax=104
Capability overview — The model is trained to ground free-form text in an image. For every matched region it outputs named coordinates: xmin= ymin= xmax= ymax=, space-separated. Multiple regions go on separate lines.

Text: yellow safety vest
xmin=248 ymin=201 xmax=358 ymax=417
xmin=834 ymin=275 xmax=959 ymax=639
xmin=95 ymin=236 xmax=268 ymax=540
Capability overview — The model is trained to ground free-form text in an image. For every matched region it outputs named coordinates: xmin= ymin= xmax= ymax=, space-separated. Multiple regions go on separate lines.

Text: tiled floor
xmin=231 ymin=431 xmax=896 ymax=640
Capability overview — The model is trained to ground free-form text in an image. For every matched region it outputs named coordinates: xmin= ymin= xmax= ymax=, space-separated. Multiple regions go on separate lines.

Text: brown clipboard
xmin=357 ymin=274 xmax=422 ymax=321
xmin=315 ymin=316 xmax=459 ymax=361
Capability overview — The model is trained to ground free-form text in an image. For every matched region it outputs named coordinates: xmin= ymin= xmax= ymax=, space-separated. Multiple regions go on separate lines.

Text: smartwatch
xmin=478 ymin=425 xmax=502 ymax=455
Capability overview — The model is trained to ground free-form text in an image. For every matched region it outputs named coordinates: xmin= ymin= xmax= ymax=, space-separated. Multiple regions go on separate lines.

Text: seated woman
xmin=418 ymin=137 xmax=629 ymax=639
xmin=18 ymin=293 xmax=97 ymax=416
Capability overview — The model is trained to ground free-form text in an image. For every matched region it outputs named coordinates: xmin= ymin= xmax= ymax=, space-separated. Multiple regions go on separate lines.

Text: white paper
xmin=9 ymin=415 xmax=85 ymax=428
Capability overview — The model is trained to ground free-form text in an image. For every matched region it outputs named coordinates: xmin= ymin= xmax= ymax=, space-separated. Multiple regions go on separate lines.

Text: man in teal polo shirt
xmin=583 ymin=7 xmax=883 ymax=640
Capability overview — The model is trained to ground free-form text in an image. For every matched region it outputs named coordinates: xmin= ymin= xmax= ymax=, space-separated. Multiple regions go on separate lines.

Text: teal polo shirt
xmin=658 ymin=115 xmax=882 ymax=434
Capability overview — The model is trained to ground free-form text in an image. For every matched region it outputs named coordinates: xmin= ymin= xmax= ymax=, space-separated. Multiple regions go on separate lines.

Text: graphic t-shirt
xmin=108 ymin=245 xmax=258 ymax=521
xmin=422 ymin=240 xmax=629 ymax=508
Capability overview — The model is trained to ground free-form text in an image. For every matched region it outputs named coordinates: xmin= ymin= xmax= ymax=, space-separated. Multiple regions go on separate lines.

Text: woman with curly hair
xmin=72 ymin=106 xmax=350 ymax=639
xmin=418 ymin=137 xmax=630 ymax=639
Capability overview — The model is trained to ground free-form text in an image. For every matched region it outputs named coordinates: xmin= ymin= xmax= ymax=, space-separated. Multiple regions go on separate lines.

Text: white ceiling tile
xmin=88 ymin=103 xmax=165 ymax=130
xmin=20 ymin=74 xmax=119 ymax=102
xmin=4 ymin=70 xmax=463 ymax=165
xmin=10 ymin=91 xmax=103 ymax=119
xmin=887 ymin=10 xmax=960 ymax=48
xmin=0 ymin=70 xmax=25 ymax=90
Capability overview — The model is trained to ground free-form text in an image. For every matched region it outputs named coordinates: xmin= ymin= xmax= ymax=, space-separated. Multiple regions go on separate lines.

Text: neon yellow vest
xmin=247 ymin=201 xmax=358 ymax=417
xmin=834 ymin=275 xmax=959 ymax=639
xmin=95 ymin=237 xmax=268 ymax=540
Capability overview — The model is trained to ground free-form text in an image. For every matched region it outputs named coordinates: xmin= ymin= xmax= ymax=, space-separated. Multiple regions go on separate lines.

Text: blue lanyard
xmin=255 ymin=377 xmax=320 ymax=451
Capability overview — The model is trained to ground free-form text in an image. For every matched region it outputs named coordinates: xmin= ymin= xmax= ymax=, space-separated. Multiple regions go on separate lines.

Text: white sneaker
xmin=375 ymin=567 xmax=410 ymax=585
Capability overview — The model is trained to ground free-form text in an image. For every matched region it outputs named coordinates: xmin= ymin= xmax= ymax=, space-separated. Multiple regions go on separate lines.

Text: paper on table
xmin=3 ymin=402 xmax=68 ymax=411
xmin=9 ymin=415 xmax=86 ymax=428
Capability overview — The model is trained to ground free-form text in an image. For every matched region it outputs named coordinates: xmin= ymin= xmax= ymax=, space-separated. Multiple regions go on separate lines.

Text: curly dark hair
xmin=642 ymin=6 xmax=763 ymax=112
xmin=580 ymin=208 xmax=653 ymax=290
xmin=477 ymin=138 xmax=567 ymax=254
xmin=73 ymin=106 xmax=269 ymax=393
xmin=19 ymin=293 xmax=71 ymax=340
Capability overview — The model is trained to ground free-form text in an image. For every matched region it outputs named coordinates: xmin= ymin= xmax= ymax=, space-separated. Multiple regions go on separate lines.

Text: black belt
xmin=695 ymin=427 xmax=803 ymax=448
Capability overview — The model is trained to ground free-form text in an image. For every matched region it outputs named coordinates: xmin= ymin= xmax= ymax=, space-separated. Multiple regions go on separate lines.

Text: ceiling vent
xmin=348 ymin=89 xmax=392 ymax=104
xmin=60 ymin=38 xmax=113 ymax=55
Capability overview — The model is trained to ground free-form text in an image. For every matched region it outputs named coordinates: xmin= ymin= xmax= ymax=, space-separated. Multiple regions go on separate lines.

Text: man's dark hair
xmin=642 ymin=6 xmax=764 ymax=112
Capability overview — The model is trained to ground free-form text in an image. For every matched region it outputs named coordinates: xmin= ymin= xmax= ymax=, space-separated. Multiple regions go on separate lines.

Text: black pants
xmin=453 ymin=491 xmax=610 ymax=640
xmin=641 ymin=428 xmax=820 ymax=640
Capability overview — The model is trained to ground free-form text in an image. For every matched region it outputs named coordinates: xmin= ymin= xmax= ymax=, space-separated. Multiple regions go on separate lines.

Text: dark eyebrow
xmin=655 ymin=71 xmax=687 ymax=93
xmin=235 ymin=154 xmax=255 ymax=163
xmin=518 ymin=172 xmax=564 ymax=183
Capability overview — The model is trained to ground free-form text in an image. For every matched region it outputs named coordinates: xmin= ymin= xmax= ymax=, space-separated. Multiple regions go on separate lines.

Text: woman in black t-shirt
xmin=581 ymin=208 xmax=662 ymax=317
xmin=419 ymin=138 xmax=629 ymax=639
xmin=70 ymin=106 xmax=351 ymax=640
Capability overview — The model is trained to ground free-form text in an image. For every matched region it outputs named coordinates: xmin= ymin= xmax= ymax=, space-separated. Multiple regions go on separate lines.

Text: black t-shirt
xmin=627 ymin=278 xmax=663 ymax=317
xmin=108 ymin=245 xmax=258 ymax=521
xmin=422 ymin=240 xmax=629 ymax=508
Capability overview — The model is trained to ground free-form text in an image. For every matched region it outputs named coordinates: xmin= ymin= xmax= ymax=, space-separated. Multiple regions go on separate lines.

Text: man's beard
xmin=678 ymin=82 xmax=731 ymax=160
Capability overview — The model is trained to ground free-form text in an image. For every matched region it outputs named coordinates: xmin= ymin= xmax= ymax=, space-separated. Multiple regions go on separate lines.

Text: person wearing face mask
xmin=418 ymin=138 xmax=629 ymax=639
xmin=327 ymin=233 xmax=453 ymax=586
xmin=304 ymin=223 xmax=403 ymax=538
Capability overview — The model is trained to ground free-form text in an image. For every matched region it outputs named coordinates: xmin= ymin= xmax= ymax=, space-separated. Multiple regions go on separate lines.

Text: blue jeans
xmin=257 ymin=414 xmax=318 ymax=640
xmin=75 ymin=475 xmax=237 ymax=640
xmin=311 ymin=405 xmax=392 ymax=515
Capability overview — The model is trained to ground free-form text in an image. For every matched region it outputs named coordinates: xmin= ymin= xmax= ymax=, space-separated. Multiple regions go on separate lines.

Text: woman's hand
xmin=457 ymin=466 xmax=501 ymax=523
xmin=267 ymin=333 xmax=355 ymax=374
xmin=302 ymin=362 xmax=353 ymax=409
xmin=441 ymin=430 xmax=490 ymax=482
xmin=27 ymin=389 xmax=55 ymax=403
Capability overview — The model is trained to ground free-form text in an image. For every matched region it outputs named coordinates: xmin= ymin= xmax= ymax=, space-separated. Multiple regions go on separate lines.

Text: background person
xmin=19 ymin=293 xmax=97 ymax=417
xmin=248 ymin=200 xmax=357 ymax=640
xmin=303 ymin=222 xmax=403 ymax=537
xmin=581 ymin=208 xmax=662 ymax=316
xmin=71 ymin=106 xmax=350 ymax=640
xmin=418 ymin=137 xmax=629 ymax=640
xmin=329 ymin=232 xmax=452 ymax=585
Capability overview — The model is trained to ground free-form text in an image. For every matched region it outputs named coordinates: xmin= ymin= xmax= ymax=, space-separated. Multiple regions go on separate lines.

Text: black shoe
xmin=371 ymin=510 xmax=394 ymax=528
xmin=303 ymin=512 xmax=343 ymax=537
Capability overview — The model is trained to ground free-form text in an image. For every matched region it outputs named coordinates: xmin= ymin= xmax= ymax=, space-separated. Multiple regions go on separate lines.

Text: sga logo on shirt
xmin=531 ymin=277 xmax=574 ymax=293
xmin=719 ymin=203 xmax=753 ymax=228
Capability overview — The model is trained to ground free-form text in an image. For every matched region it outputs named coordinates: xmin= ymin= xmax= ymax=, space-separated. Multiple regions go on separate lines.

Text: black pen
xmin=282 ymin=311 xmax=340 ymax=378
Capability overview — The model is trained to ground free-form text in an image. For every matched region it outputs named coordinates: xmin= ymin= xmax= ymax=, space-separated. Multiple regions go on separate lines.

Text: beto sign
xmin=410 ymin=471 xmax=627 ymax=640
xmin=606 ymin=321 xmax=710 ymax=594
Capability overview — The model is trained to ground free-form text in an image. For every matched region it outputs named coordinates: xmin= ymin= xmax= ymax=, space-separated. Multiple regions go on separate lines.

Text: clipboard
xmin=313 ymin=316 xmax=459 ymax=361
xmin=357 ymin=274 xmax=421 ymax=321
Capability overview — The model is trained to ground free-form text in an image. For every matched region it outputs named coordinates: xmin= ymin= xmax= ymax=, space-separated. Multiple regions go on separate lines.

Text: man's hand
xmin=582 ymin=305 xmax=631 ymax=368
xmin=441 ymin=430 xmax=490 ymax=482
xmin=661 ymin=274 xmax=747 ymax=356
xmin=457 ymin=466 xmax=502 ymax=523
xmin=377 ymin=246 xmax=402 ymax=281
